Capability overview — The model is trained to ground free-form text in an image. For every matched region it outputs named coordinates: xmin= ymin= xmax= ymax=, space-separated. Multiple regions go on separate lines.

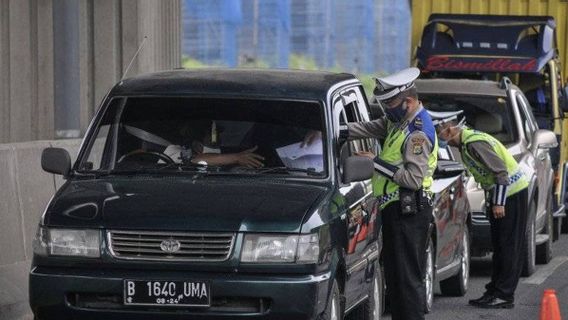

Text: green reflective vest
xmin=460 ymin=128 xmax=528 ymax=197
xmin=372 ymin=117 xmax=438 ymax=209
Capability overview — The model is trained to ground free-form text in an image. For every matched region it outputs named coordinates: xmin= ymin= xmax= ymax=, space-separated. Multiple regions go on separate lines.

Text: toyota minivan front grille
xmin=107 ymin=230 xmax=235 ymax=261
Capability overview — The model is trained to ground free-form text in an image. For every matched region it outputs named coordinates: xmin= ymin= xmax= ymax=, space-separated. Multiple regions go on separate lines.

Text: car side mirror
xmin=435 ymin=160 xmax=466 ymax=178
xmin=41 ymin=147 xmax=71 ymax=177
xmin=531 ymin=129 xmax=558 ymax=154
xmin=343 ymin=156 xmax=374 ymax=183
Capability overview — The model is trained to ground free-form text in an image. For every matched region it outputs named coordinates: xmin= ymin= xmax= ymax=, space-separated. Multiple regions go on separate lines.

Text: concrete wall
xmin=0 ymin=139 xmax=82 ymax=320
xmin=0 ymin=0 xmax=182 ymax=143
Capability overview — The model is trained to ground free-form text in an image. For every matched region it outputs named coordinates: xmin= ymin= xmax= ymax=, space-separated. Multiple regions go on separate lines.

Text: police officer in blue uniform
xmin=347 ymin=67 xmax=438 ymax=320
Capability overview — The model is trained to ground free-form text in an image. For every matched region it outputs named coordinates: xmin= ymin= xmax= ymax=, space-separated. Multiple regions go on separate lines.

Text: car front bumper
xmin=30 ymin=266 xmax=330 ymax=320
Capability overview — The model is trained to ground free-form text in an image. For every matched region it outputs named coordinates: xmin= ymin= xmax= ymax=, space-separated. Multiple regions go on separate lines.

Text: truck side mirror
xmin=562 ymin=86 xmax=568 ymax=112
xmin=41 ymin=147 xmax=71 ymax=177
xmin=531 ymin=129 xmax=558 ymax=154
xmin=343 ymin=156 xmax=374 ymax=183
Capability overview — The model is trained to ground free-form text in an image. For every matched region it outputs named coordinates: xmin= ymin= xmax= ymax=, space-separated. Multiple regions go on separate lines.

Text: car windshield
xmin=77 ymin=97 xmax=327 ymax=177
xmin=420 ymin=94 xmax=518 ymax=145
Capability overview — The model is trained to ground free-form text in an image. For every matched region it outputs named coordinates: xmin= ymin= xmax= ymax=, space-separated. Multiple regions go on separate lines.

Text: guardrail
xmin=0 ymin=139 xmax=81 ymax=320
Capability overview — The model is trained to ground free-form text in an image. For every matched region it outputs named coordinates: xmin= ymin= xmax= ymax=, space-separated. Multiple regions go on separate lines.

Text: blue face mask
xmin=384 ymin=101 xmax=408 ymax=123
xmin=438 ymin=139 xmax=448 ymax=149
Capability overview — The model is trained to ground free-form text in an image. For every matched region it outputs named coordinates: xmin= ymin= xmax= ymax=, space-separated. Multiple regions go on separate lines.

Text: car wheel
xmin=320 ymin=279 xmax=342 ymax=320
xmin=522 ymin=202 xmax=537 ymax=277
xmin=440 ymin=225 xmax=470 ymax=296
xmin=349 ymin=261 xmax=383 ymax=320
xmin=536 ymin=193 xmax=553 ymax=264
xmin=424 ymin=237 xmax=435 ymax=313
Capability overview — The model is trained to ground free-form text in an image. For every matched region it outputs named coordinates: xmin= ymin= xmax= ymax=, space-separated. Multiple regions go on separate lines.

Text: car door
xmin=333 ymin=86 xmax=380 ymax=309
xmin=517 ymin=92 xmax=552 ymax=229
xmin=431 ymin=145 xmax=469 ymax=269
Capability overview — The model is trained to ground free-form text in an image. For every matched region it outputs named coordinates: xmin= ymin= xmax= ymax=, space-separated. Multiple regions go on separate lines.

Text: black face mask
xmin=384 ymin=100 xmax=408 ymax=123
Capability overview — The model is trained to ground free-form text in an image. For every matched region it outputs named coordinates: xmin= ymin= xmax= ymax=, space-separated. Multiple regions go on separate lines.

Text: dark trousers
xmin=485 ymin=188 xmax=528 ymax=301
xmin=382 ymin=199 xmax=433 ymax=320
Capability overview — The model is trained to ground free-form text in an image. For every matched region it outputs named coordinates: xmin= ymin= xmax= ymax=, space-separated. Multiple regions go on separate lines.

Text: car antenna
xmin=121 ymin=36 xmax=148 ymax=81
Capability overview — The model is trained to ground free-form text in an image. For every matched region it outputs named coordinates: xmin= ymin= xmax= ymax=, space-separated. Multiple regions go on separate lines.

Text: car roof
xmin=110 ymin=68 xmax=358 ymax=101
xmin=415 ymin=78 xmax=520 ymax=97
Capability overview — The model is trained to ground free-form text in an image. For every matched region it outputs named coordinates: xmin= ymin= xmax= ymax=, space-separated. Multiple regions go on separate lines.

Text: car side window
xmin=516 ymin=93 xmax=537 ymax=145
xmin=352 ymin=86 xmax=380 ymax=155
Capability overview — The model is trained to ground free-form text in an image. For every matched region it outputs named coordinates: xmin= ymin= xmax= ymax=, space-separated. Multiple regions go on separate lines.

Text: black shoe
xmin=468 ymin=294 xmax=494 ymax=306
xmin=474 ymin=297 xmax=514 ymax=309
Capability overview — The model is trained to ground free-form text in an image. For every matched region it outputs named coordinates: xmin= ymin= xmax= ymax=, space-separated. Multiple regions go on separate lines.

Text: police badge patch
xmin=411 ymin=136 xmax=424 ymax=155
xmin=413 ymin=144 xmax=423 ymax=155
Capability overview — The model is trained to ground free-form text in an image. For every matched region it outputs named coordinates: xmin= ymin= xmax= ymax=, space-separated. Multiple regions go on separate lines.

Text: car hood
xmin=45 ymin=177 xmax=329 ymax=233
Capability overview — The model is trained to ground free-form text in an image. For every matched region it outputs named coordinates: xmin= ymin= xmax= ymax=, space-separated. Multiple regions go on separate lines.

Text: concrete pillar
xmin=8 ymin=0 xmax=33 ymax=142
xmin=54 ymin=0 xmax=81 ymax=138
xmin=0 ymin=0 xmax=10 ymax=143
xmin=0 ymin=0 xmax=182 ymax=143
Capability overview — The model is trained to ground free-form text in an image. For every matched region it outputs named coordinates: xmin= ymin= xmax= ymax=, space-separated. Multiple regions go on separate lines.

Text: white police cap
xmin=428 ymin=110 xmax=465 ymax=127
xmin=373 ymin=67 xmax=421 ymax=101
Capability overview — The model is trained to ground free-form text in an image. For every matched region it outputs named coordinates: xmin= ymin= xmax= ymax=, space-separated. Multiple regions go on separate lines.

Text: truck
xmin=412 ymin=9 xmax=568 ymax=238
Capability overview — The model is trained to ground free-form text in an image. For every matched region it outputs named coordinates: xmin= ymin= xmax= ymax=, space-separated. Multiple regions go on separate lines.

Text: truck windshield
xmin=76 ymin=97 xmax=327 ymax=177
xmin=420 ymin=94 xmax=518 ymax=145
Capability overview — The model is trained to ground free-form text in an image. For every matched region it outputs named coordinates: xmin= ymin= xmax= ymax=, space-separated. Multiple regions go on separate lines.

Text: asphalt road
xmin=382 ymin=233 xmax=568 ymax=320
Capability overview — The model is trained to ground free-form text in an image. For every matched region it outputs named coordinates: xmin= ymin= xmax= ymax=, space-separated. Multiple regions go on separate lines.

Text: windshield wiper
xmin=252 ymin=166 xmax=324 ymax=176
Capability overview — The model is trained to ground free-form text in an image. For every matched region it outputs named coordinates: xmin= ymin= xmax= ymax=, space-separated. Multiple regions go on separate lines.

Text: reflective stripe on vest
xmin=460 ymin=128 xmax=529 ymax=197
xmin=371 ymin=120 xmax=438 ymax=209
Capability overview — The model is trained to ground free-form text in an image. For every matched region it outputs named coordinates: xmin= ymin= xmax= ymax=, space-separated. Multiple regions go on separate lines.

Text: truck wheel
xmin=522 ymin=204 xmax=537 ymax=277
xmin=424 ymin=237 xmax=435 ymax=313
xmin=440 ymin=225 xmax=470 ymax=296
xmin=349 ymin=260 xmax=383 ymax=320
xmin=537 ymin=194 xmax=553 ymax=264
xmin=320 ymin=279 xmax=342 ymax=320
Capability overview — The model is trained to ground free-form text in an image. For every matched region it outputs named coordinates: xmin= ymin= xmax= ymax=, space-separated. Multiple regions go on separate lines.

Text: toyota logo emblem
xmin=160 ymin=239 xmax=181 ymax=253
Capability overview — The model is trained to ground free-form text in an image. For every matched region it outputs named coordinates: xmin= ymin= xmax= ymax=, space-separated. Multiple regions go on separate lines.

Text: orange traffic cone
xmin=540 ymin=289 xmax=562 ymax=320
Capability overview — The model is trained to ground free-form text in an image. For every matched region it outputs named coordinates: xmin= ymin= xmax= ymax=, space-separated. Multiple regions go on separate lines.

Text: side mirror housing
xmin=531 ymin=129 xmax=558 ymax=154
xmin=41 ymin=147 xmax=71 ymax=177
xmin=343 ymin=156 xmax=374 ymax=183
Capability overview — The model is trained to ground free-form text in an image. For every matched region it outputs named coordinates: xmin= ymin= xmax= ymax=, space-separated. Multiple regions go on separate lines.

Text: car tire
xmin=536 ymin=193 xmax=553 ymax=264
xmin=440 ymin=225 xmax=470 ymax=296
xmin=522 ymin=202 xmax=537 ymax=277
xmin=320 ymin=279 xmax=342 ymax=320
xmin=424 ymin=237 xmax=435 ymax=313
xmin=349 ymin=260 xmax=383 ymax=320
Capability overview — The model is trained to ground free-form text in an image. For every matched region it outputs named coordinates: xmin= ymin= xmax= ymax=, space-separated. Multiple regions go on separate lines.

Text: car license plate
xmin=124 ymin=280 xmax=211 ymax=307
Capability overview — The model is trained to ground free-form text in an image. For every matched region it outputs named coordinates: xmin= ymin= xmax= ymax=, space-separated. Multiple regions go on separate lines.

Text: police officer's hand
xmin=301 ymin=130 xmax=322 ymax=147
xmin=493 ymin=205 xmax=505 ymax=219
xmin=355 ymin=151 xmax=376 ymax=159
xmin=233 ymin=146 xmax=265 ymax=168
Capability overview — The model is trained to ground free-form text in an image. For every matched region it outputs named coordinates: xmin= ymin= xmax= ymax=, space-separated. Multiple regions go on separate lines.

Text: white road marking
xmin=523 ymin=256 xmax=568 ymax=285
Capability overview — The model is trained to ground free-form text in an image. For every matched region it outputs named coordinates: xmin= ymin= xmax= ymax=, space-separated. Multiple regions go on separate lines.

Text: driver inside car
xmin=163 ymin=120 xmax=265 ymax=168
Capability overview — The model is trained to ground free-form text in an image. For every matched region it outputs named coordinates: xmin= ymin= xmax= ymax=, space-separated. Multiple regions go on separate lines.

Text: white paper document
xmin=276 ymin=140 xmax=324 ymax=172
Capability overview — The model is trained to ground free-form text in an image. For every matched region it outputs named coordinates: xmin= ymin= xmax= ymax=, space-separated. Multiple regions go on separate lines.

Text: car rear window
xmin=420 ymin=94 xmax=518 ymax=145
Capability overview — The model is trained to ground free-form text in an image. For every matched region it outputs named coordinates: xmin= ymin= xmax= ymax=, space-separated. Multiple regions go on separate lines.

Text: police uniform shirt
xmin=465 ymin=141 xmax=510 ymax=186
xmin=347 ymin=104 xmax=434 ymax=190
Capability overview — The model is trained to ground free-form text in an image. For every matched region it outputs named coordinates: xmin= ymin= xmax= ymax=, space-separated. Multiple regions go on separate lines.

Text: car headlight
xmin=240 ymin=233 xmax=319 ymax=263
xmin=32 ymin=226 xmax=101 ymax=258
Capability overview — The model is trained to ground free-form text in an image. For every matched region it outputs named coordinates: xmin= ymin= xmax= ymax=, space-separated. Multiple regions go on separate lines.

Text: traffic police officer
xmin=347 ymin=67 xmax=437 ymax=320
xmin=433 ymin=112 xmax=529 ymax=309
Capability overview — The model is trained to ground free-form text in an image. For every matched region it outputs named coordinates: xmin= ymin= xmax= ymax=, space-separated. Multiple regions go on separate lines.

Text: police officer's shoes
xmin=471 ymin=296 xmax=514 ymax=309
xmin=468 ymin=294 xmax=494 ymax=306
